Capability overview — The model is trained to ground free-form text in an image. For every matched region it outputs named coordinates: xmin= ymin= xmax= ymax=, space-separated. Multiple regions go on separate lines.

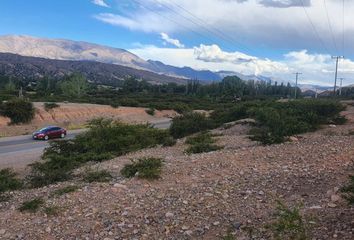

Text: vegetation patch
xmin=145 ymin=108 xmax=155 ymax=116
xmin=44 ymin=205 xmax=61 ymax=216
xmin=44 ymin=102 xmax=59 ymax=111
xmin=170 ymin=112 xmax=216 ymax=138
xmin=0 ymin=98 xmax=35 ymax=124
xmin=0 ymin=168 xmax=23 ymax=200
xmin=28 ymin=118 xmax=169 ymax=187
xmin=18 ymin=198 xmax=45 ymax=213
xmin=161 ymin=136 xmax=177 ymax=147
xmin=267 ymin=201 xmax=309 ymax=240
xmin=121 ymin=157 xmax=163 ymax=180
xmin=51 ymin=185 xmax=79 ymax=196
xmin=83 ymin=169 xmax=112 ymax=183
xmin=185 ymin=132 xmax=223 ymax=154
xmin=341 ymin=175 xmax=354 ymax=205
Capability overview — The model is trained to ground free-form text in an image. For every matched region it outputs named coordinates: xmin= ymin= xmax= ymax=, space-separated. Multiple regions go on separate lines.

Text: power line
xmin=130 ymin=0 xmax=218 ymax=45
xmin=300 ymin=0 xmax=331 ymax=55
xmin=323 ymin=0 xmax=339 ymax=53
xmin=163 ymin=0 xmax=252 ymax=53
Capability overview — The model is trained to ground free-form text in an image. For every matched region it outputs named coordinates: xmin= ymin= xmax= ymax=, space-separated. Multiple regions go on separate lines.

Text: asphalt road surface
xmin=0 ymin=119 xmax=171 ymax=171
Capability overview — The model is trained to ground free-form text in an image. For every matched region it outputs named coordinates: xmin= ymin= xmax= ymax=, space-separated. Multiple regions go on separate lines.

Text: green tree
xmin=60 ymin=73 xmax=88 ymax=98
xmin=0 ymin=98 xmax=35 ymax=124
xmin=4 ymin=78 xmax=16 ymax=92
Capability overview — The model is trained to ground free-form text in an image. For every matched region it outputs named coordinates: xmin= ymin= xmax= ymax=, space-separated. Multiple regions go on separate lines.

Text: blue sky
xmin=0 ymin=0 xmax=354 ymax=85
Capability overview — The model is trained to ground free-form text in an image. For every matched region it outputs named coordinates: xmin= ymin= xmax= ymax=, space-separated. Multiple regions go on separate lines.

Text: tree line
xmin=0 ymin=73 xmax=300 ymax=99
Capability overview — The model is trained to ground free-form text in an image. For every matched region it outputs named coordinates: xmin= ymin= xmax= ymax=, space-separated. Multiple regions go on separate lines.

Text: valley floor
xmin=1 ymin=105 xmax=354 ymax=239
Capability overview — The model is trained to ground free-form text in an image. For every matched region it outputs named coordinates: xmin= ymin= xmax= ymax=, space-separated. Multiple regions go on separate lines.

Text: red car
xmin=32 ymin=126 xmax=67 ymax=140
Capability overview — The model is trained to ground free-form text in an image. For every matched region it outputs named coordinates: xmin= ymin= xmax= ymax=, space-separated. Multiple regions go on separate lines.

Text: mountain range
xmin=0 ymin=35 xmax=225 ymax=82
xmin=0 ymin=35 xmax=335 ymax=91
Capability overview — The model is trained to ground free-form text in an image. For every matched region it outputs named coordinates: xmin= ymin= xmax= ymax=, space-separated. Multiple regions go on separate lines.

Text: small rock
xmin=165 ymin=212 xmax=174 ymax=218
xmin=289 ymin=136 xmax=299 ymax=142
xmin=0 ymin=229 xmax=6 ymax=235
xmin=331 ymin=194 xmax=341 ymax=202
xmin=113 ymin=183 xmax=127 ymax=190
xmin=213 ymin=221 xmax=220 ymax=226
xmin=328 ymin=203 xmax=337 ymax=208
xmin=182 ymin=226 xmax=189 ymax=230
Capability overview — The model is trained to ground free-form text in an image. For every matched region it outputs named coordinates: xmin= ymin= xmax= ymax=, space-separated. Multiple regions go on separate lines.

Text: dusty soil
xmin=0 ymin=104 xmax=354 ymax=239
xmin=0 ymin=102 xmax=177 ymax=137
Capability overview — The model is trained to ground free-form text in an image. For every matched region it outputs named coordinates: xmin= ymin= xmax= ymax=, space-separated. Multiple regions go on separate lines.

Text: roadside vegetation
xmin=0 ymin=168 xmax=23 ymax=201
xmin=27 ymin=119 xmax=170 ymax=187
xmin=44 ymin=102 xmax=59 ymax=111
xmin=185 ymin=132 xmax=223 ymax=154
xmin=0 ymin=98 xmax=35 ymax=124
xmin=171 ymin=100 xmax=345 ymax=145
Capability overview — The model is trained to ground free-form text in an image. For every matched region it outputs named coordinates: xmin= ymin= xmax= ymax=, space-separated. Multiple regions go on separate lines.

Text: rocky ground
xmin=1 ymin=105 xmax=354 ymax=240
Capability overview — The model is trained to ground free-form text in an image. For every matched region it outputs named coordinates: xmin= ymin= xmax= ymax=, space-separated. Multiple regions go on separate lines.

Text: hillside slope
xmin=0 ymin=35 xmax=148 ymax=69
xmin=0 ymin=103 xmax=353 ymax=239
xmin=0 ymin=53 xmax=187 ymax=85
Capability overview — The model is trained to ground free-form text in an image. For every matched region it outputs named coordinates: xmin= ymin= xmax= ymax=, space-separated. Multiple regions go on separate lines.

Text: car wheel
xmin=61 ymin=133 xmax=65 ymax=138
xmin=44 ymin=135 xmax=49 ymax=141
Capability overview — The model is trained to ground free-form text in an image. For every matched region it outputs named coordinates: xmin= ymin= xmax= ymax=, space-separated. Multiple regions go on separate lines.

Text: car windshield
xmin=38 ymin=127 xmax=51 ymax=132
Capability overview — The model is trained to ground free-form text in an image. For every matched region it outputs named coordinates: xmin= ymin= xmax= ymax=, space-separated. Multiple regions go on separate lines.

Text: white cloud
xmin=130 ymin=43 xmax=288 ymax=76
xmin=194 ymin=44 xmax=256 ymax=63
xmin=160 ymin=33 xmax=185 ymax=48
xmin=130 ymin=44 xmax=354 ymax=85
xmin=96 ymin=0 xmax=354 ymax=56
xmin=92 ymin=0 xmax=109 ymax=8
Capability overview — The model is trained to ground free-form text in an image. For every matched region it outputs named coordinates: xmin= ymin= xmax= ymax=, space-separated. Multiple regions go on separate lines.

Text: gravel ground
xmin=1 ymin=105 xmax=354 ymax=240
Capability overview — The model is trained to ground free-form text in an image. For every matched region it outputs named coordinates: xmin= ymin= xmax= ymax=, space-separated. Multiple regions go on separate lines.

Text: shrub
xmin=248 ymin=100 xmax=345 ymax=145
xmin=170 ymin=112 xmax=215 ymax=139
xmin=28 ymin=119 xmax=169 ymax=187
xmin=185 ymin=143 xmax=222 ymax=154
xmin=0 ymin=168 xmax=23 ymax=194
xmin=267 ymin=201 xmax=309 ymax=240
xmin=145 ymin=108 xmax=155 ymax=116
xmin=51 ymin=185 xmax=79 ymax=196
xmin=44 ymin=102 xmax=59 ymax=111
xmin=18 ymin=198 xmax=45 ymax=213
xmin=83 ymin=170 xmax=112 ymax=183
xmin=341 ymin=175 xmax=354 ymax=205
xmin=185 ymin=132 xmax=222 ymax=154
xmin=44 ymin=206 xmax=60 ymax=216
xmin=162 ymin=136 xmax=177 ymax=147
xmin=0 ymin=98 xmax=35 ymax=124
xmin=185 ymin=132 xmax=215 ymax=145
xmin=121 ymin=157 xmax=163 ymax=180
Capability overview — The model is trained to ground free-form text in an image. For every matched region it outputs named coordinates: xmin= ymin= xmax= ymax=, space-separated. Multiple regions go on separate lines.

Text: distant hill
xmin=145 ymin=60 xmax=222 ymax=81
xmin=0 ymin=53 xmax=187 ymax=85
xmin=0 ymin=35 xmax=221 ymax=81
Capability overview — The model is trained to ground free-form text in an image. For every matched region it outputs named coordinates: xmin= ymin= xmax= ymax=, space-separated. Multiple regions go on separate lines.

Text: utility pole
xmin=339 ymin=77 xmax=344 ymax=96
xmin=332 ymin=56 xmax=344 ymax=96
xmin=293 ymin=72 xmax=302 ymax=99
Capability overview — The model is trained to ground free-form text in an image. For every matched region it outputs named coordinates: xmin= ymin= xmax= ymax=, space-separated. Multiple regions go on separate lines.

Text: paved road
xmin=0 ymin=119 xmax=171 ymax=170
